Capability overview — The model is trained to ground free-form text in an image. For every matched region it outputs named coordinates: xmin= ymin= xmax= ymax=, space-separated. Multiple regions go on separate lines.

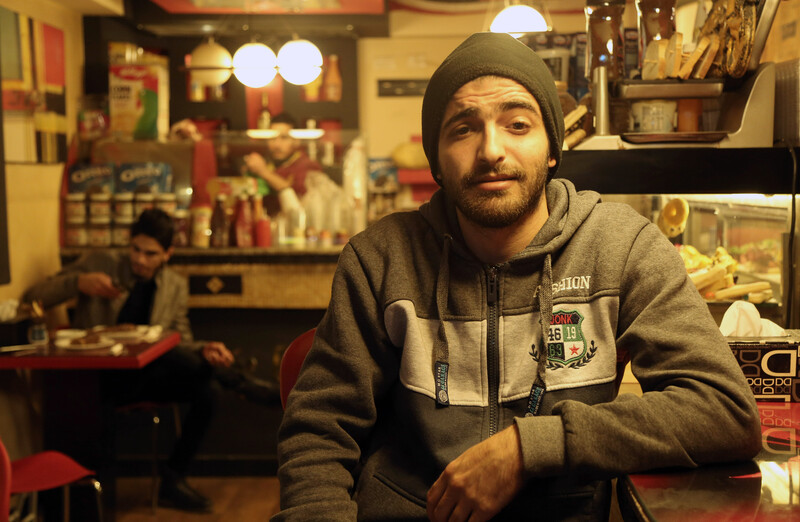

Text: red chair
xmin=279 ymin=328 xmax=316 ymax=409
xmin=0 ymin=435 xmax=102 ymax=522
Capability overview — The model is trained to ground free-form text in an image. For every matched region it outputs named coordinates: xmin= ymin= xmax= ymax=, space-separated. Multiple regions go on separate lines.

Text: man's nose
xmin=477 ymin=126 xmax=504 ymax=166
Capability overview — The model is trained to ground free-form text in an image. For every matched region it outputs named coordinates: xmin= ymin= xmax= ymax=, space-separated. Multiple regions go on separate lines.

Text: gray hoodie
xmin=275 ymin=178 xmax=761 ymax=520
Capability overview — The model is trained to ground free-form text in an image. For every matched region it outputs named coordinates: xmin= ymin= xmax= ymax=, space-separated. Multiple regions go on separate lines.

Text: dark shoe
xmin=235 ymin=374 xmax=281 ymax=407
xmin=158 ymin=475 xmax=213 ymax=513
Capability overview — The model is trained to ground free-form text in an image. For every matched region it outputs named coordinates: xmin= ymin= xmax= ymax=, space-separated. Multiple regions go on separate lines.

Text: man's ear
xmin=548 ymin=157 xmax=556 ymax=168
xmin=164 ymin=246 xmax=174 ymax=263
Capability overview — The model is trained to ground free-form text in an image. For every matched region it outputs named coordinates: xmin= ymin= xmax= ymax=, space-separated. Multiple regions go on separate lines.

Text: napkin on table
xmin=719 ymin=300 xmax=786 ymax=337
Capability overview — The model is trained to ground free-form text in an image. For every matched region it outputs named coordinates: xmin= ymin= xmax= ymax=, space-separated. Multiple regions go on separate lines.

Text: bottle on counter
xmin=252 ymin=193 xmax=272 ymax=247
xmin=191 ymin=205 xmax=212 ymax=248
xmin=636 ymin=0 xmax=676 ymax=69
xmin=172 ymin=209 xmax=191 ymax=247
xmin=585 ymin=0 xmax=626 ymax=81
xmin=257 ymin=91 xmax=272 ymax=129
xmin=209 ymin=194 xmax=229 ymax=248
xmin=230 ymin=193 xmax=254 ymax=247
xmin=323 ymin=54 xmax=342 ymax=103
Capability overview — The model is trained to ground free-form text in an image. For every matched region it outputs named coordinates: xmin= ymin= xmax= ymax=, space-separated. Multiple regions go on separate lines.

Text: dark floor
xmin=116 ymin=476 xmax=280 ymax=521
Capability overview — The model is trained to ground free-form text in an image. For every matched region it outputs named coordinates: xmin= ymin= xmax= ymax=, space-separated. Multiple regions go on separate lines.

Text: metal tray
xmin=615 ymin=79 xmax=725 ymax=99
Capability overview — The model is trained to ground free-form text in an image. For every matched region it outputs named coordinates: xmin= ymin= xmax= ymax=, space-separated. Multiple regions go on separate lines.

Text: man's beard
xmin=443 ymin=156 xmax=549 ymax=229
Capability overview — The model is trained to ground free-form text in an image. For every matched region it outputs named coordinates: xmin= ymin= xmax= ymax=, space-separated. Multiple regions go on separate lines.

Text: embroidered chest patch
xmin=531 ymin=310 xmax=599 ymax=370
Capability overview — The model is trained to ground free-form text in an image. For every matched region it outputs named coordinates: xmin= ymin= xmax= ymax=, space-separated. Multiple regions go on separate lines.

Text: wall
xmin=358 ymin=7 xmax=608 ymax=159
xmin=0 ymin=0 xmax=86 ymax=459
xmin=0 ymin=0 xmax=85 ymax=302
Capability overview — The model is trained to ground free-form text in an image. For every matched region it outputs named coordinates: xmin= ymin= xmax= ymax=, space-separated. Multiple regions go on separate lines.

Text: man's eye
xmin=454 ymin=125 xmax=471 ymax=136
xmin=510 ymin=121 xmax=530 ymax=131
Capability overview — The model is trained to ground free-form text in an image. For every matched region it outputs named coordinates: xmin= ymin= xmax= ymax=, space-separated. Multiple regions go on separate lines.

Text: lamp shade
xmin=490 ymin=5 xmax=548 ymax=38
xmin=233 ymin=42 xmax=278 ymax=88
xmin=190 ymin=37 xmax=232 ymax=86
xmin=277 ymin=39 xmax=323 ymax=85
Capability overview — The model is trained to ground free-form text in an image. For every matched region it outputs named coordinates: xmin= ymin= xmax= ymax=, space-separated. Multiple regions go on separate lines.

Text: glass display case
xmin=559 ymin=147 xmax=799 ymax=328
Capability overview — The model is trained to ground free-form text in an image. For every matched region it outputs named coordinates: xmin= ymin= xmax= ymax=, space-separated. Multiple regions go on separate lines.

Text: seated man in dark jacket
xmin=24 ymin=208 xmax=278 ymax=512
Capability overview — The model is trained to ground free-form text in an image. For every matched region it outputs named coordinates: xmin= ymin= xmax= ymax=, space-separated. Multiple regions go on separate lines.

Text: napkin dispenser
xmin=728 ymin=331 xmax=800 ymax=402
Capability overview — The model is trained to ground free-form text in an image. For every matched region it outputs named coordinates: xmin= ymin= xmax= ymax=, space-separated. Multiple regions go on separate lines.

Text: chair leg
xmin=62 ymin=485 xmax=70 ymax=522
xmin=90 ymin=478 xmax=104 ymax=522
xmin=151 ymin=413 xmax=160 ymax=514
xmin=172 ymin=403 xmax=181 ymax=438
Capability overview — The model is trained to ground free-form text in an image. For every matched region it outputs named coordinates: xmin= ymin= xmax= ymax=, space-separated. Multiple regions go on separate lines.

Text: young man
xmin=243 ymin=112 xmax=324 ymax=217
xmin=274 ymin=32 xmax=760 ymax=521
xmin=24 ymin=209 xmax=278 ymax=513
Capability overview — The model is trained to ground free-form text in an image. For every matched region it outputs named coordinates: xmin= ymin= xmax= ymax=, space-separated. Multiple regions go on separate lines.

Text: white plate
xmin=55 ymin=329 xmax=87 ymax=340
xmin=90 ymin=325 xmax=149 ymax=341
xmin=55 ymin=336 xmax=115 ymax=351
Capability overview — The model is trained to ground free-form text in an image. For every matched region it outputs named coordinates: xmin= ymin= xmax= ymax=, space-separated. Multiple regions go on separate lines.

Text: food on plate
xmin=708 ymin=281 xmax=771 ymax=301
xmin=70 ymin=333 xmax=104 ymax=346
xmin=94 ymin=323 xmax=138 ymax=333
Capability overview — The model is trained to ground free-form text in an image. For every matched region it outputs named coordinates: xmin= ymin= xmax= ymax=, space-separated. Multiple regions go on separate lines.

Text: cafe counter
xmin=62 ymin=245 xmax=343 ymax=310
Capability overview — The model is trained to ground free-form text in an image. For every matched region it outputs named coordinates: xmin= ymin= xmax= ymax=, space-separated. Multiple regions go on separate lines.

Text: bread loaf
xmin=693 ymin=34 xmax=721 ymax=79
xmin=679 ymin=36 xmax=710 ymax=80
xmin=642 ymin=39 xmax=669 ymax=80
xmin=665 ymin=32 xmax=683 ymax=78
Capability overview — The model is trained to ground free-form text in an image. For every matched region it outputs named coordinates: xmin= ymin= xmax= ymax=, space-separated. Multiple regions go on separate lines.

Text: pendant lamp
xmin=277 ymin=39 xmax=323 ymax=86
xmin=490 ymin=3 xmax=548 ymax=38
xmin=233 ymin=42 xmax=278 ymax=88
xmin=189 ymin=37 xmax=233 ymax=86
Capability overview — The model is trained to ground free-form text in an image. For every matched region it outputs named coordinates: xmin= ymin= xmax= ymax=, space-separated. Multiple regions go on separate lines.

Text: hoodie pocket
xmin=354 ymin=468 xmax=427 ymax=521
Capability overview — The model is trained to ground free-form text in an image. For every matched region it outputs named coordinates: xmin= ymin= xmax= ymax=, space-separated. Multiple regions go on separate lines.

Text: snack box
xmin=67 ymin=163 xmax=115 ymax=194
xmin=728 ymin=331 xmax=800 ymax=402
xmin=115 ymin=162 xmax=173 ymax=194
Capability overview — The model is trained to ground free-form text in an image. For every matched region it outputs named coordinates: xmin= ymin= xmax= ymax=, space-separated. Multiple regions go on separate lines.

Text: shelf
xmin=614 ymin=79 xmax=724 ymax=99
xmin=558 ymin=147 xmax=799 ymax=195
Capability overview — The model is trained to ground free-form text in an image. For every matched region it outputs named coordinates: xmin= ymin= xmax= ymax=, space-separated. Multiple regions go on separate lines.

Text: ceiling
xmin=127 ymin=0 xmax=592 ymax=38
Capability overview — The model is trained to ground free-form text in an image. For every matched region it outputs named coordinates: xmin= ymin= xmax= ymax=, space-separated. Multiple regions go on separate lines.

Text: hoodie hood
xmin=419 ymin=178 xmax=601 ymax=261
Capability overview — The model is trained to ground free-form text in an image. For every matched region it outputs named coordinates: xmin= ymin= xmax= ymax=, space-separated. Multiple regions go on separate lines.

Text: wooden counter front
xmin=62 ymin=246 xmax=342 ymax=310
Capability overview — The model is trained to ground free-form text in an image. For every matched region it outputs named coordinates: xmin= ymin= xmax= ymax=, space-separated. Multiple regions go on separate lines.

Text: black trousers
xmin=103 ymin=346 xmax=220 ymax=475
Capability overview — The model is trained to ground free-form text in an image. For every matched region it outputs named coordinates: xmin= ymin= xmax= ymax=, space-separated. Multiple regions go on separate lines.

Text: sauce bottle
xmin=209 ymin=194 xmax=229 ymax=247
xmin=323 ymin=54 xmax=342 ymax=102
xmin=231 ymin=193 xmax=254 ymax=247
xmin=252 ymin=193 xmax=272 ymax=247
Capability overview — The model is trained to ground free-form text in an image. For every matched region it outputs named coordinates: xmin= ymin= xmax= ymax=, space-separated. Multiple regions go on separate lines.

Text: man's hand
xmin=427 ymin=425 xmax=525 ymax=522
xmin=243 ymin=152 xmax=271 ymax=176
xmin=77 ymin=272 xmax=121 ymax=299
xmin=202 ymin=341 xmax=234 ymax=367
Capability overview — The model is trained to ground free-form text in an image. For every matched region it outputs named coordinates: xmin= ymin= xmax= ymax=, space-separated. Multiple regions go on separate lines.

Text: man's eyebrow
xmin=500 ymin=99 xmax=541 ymax=117
xmin=441 ymin=107 xmax=478 ymax=131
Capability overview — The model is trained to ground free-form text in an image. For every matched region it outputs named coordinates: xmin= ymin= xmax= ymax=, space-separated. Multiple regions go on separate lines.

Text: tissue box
xmin=728 ymin=332 xmax=800 ymax=402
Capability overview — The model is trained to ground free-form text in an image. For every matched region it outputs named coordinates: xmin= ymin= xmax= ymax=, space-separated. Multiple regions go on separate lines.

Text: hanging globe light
xmin=189 ymin=37 xmax=232 ymax=86
xmin=233 ymin=42 xmax=278 ymax=88
xmin=490 ymin=5 xmax=548 ymax=38
xmin=277 ymin=39 xmax=323 ymax=86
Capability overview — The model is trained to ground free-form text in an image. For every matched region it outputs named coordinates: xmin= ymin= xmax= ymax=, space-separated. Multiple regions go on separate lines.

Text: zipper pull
xmin=487 ymin=266 xmax=498 ymax=304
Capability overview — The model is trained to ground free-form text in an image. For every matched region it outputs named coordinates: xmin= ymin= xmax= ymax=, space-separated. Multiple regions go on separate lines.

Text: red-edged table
xmin=0 ymin=331 xmax=180 ymax=521
xmin=618 ymin=401 xmax=800 ymax=521
xmin=0 ymin=331 xmax=180 ymax=369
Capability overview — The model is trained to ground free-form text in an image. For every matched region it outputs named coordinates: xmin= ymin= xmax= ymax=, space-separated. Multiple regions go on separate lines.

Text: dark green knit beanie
xmin=421 ymin=32 xmax=565 ymax=184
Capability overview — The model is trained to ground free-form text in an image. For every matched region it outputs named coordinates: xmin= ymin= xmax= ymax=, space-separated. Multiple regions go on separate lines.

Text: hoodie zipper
xmin=487 ymin=265 xmax=500 ymax=437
